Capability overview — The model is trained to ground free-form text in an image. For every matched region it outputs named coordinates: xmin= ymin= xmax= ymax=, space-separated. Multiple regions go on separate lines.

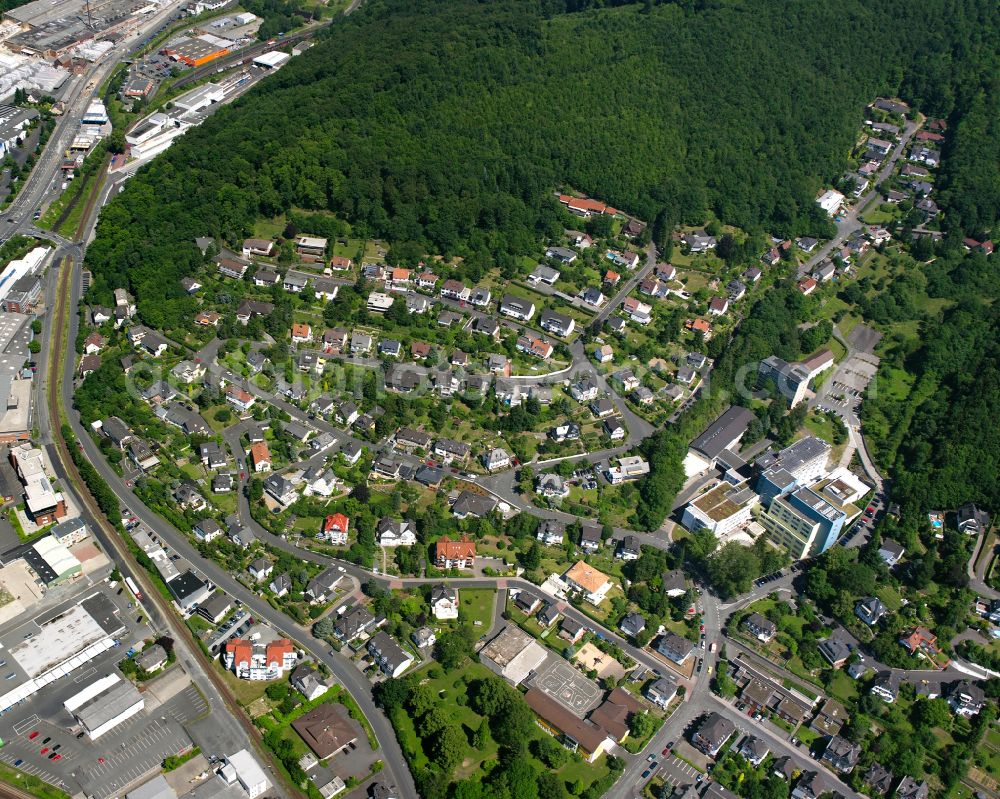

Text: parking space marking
xmin=12 ymin=716 xmax=38 ymax=735
xmin=74 ymin=667 xmax=97 ymax=683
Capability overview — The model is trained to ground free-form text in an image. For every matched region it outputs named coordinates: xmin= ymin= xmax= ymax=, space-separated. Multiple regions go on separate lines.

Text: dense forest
xmin=85 ymin=0 xmax=1000 ymax=326
xmin=859 ymin=245 xmax=1000 ymax=517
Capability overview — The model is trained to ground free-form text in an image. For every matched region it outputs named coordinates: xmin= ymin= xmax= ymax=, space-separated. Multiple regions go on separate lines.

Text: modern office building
xmin=760 ymin=486 xmax=848 ymax=558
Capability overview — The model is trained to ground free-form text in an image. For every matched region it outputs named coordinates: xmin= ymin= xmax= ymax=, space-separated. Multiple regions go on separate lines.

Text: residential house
xmin=482 ymin=447 xmax=511 ymax=472
xmin=305 ymin=568 xmax=342 ymax=604
xmin=895 ymin=777 xmax=929 ymax=799
xmin=430 ymin=585 xmax=459 ymax=620
xmin=290 ymin=665 xmax=329 ymax=702
xmin=947 ymin=680 xmax=985 ymax=717
xmin=334 ymin=606 xmax=379 ymax=642
xmin=821 ymin=735 xmax=860 ymax=773
xmin=269 ymin=574 xmax=291 ymax=597
xmin=451 ymin=491 xmax=497 ymax=519
xmin=619 ymin=612 xmax=645 ymax=638
xmin=818 ymin=637 xmax=852 ymax=668
xmin=898 ymin=627 xmax=938 ymax=658
xmin=708 ymin=296 xmax=729 ymax=315
xmin=623 ymin=297 xmax=652 ymax=324
xmin=957 ymin=503 xmax=990 ymax=536
xmin=864 ymin=764 xmax=895 ymax=796
xmin=615 ymin=535 xmax=641 ymax=561
xmin=249 ymin=441 xmax=271 ymax=473
xmin=604 ymin=418 xmax=626 ymax=440
xmin=367 ymin=632 xmax=413 ymax=678
xmin=870 ymin=670 xmax=899 ymax=703
xmin=321 ymin=513 xmax=350 ymax=546
xmin=248 ymin=557 xmax=273 ymax=582
xmin=537 ymin=602 xmax=559 ymax=627
xmin=514 ymin=590 xmax=542 ymax=615
xmin=440 ymin=280 xmax=469 ymax=301
xmin=435 ymin=535 xmax=476 ymax=568
xmin=377 ymin=518 xmax=416 ymax=547
xmin=412 ymin=627 xmax=436 ymax=649
xmin=657 ymin=632 xmax=694 ymax=664
xmin=536 ymin=519 xmax=565 ymax=546
xmin=684 ymin=233 xmax=717 ymax=253
xmin=855 ymin=596 xmax=887 ymax=626
xmin=878 ymin=538 xmax=905 ymax=566
xmin=536 ymin=473 xmax=569 ymax=499
xmin=579 ymin=523 xmax=602 ymax=553
xmin=662 ymin=569 xmax=687 ymax=597
xmin=691 ymin=713 xmax=735 ymax=757
xmin=644 ymin=678 xmax=677 ymax=709
xmin=498 ymin=294 xmax=536 ymax=321
xmin=539 ymin=309 xmax=575 ymax=337
xmin=738 ymin=737 xmax=770 ymax=766
xmin=744 ymin=612 xmax=777 ymax=642
xmin=558 ymin=617 xmax=585 ymax=644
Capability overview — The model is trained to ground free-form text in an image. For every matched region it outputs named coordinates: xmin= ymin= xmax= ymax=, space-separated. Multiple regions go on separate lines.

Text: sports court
xmin=530 ymin=655 xmax=602 ymax=716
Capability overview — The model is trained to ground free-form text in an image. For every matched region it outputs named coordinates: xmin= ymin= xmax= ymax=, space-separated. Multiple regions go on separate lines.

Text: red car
xmin=98 ymin=757 xmax=105 ymax=764
xmin=662 ymin=747 xmax=671 ymax=756
xmin=28 ymin=732 xmax=38 ymax=740
xmin=40 ymin=748 xmax=48 ymax=755
xmin=52 ymin=755 xmax=61 ymax=761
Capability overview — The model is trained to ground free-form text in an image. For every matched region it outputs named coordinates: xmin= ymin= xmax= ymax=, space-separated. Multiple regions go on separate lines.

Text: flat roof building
xmin=65 ymin=673 xmax=144 ymax=739
xmin=480 ymin=626 xmax=547 ymax=686
xmin=762 ymin=486 xmax=850 ymax=558
xmin=681 ymin=480 xmax=759 ymax=537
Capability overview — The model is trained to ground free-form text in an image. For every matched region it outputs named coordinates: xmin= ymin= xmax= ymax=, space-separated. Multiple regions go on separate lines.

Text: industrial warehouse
xmin=65 ymin=673 xmax=145 ymax=739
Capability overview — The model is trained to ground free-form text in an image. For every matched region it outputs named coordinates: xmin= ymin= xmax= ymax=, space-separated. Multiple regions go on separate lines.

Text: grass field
xmin=825 ymin=670 xmax=858 ymax=704
xmin=457 ymin=588 xmax=496 ymax=629
xmin=214 ymin=661 xmax=269 ymax=706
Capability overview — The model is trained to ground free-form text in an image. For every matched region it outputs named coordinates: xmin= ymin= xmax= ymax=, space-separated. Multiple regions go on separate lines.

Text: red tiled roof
xmin=226 ymin=639 xmax=252 ymax=665
xmin=250 ymin=441 xmax=270 ymax=464
xmin=436 ymin=535 xmax=476 ymax=560
xmin=266 ymin=639 xmax=294 ymax=665
xmin=324 ymin=513 xmax=349 ymax=534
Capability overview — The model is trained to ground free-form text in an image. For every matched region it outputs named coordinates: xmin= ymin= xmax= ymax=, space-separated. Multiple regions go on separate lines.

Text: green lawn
xmin=825 ymin=670 xmax=858 ymax=704
xmin=214 ymin=662 xmax=269 ymax=706
xmin=457 ymin=588 xmax=496 ymax=629
xmin=796 ymin=726 xmax=820 ymax=746
xmin=860 ymin=205 xmax=897 ymax=225
xmin=876 ymin=584 xmax=904 ymax=611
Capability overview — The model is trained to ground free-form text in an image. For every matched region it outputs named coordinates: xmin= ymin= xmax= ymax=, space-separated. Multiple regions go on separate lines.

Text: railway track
xmin=25 ymin=163 xmax=300 ymax=799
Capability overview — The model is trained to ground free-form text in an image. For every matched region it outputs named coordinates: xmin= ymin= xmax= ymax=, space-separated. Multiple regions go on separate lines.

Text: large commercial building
xmin=681 ymin=480 xmax=759 ymax=537
xmin=10 ymin=443 xmax=66 ymax=524
xmin=64 ymin=673 xmax=144 ymax=739
xmin=0 ymin=106 xmax=39 ymax=158
xmin=28 ymin=535 xmax=82 ymax=584
xmin=218 ymin=749 xmax=270 ymax=798
xmin=0 ymin=313 xmax=34 ymax=443
xmin=754 ymin=436 xmax=832 ymax=506
xmin=685 ymin=406 xmax=756 ymax=477
xmin=757 ymin=350 xmax=834 ymax=408
xmin=161 ymin=36 xmax=229 ymax=67
xmin=480 ymin=626 xmax=547 ymax=686
xmin=761 ymin=485 xmax=852 ymax=558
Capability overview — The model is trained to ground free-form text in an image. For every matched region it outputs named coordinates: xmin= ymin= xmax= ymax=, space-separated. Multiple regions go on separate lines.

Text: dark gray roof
xmin=690 ymin=406 xmax=755 ymax=459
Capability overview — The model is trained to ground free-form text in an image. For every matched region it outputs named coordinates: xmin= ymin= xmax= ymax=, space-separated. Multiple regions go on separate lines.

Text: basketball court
xmin=530 ymin=655 xmax=602 ymax=716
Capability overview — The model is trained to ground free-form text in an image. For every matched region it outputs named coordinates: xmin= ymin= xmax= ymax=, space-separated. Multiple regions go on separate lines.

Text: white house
xmin=430 ymin=585 xmax=459 ymax=620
